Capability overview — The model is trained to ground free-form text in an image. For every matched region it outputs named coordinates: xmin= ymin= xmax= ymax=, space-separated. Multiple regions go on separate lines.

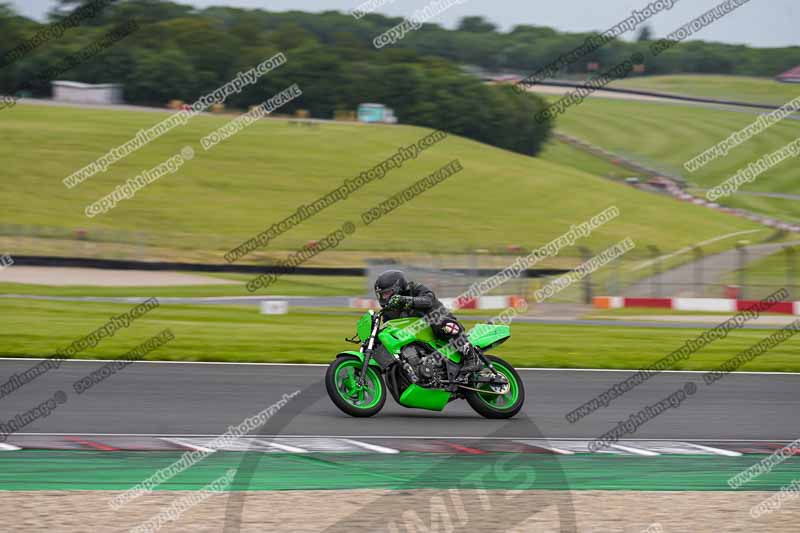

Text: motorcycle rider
xmin=374 ymin=269 xmax=483 ymax=376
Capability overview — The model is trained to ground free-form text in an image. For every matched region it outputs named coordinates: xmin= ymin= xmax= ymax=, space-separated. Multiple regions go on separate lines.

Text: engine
xmin=400 ymin=343 xmax=445 ymax=386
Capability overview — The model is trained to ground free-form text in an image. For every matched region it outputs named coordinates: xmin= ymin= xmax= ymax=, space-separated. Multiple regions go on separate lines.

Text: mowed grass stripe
xmin=612 ymin=75 xmax=800 ymax=107
xmin=552 ymin=97 xmax=800 ymax=201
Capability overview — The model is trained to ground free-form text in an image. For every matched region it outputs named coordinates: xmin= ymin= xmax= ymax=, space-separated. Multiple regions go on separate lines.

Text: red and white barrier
xmin=594 ymin=296 xmax=800 ymax=315
xmin=349 ymin=295 xmax=526 ymax=310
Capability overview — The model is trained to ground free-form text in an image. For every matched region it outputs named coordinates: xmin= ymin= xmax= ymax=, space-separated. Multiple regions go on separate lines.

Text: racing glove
xmin=388 ymin=295 xmax=413 ymax=310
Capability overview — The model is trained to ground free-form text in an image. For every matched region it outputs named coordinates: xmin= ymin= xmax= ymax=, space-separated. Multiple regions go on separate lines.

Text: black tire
xmin=325 ymin=355 xmax=387 ymax=417
xmin=465 ymin=355 xmax=525 ymax=419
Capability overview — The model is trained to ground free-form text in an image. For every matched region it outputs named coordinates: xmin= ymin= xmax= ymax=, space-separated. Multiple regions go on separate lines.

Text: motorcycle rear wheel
xmin=465 ymin=355 xmax=525 ymax=419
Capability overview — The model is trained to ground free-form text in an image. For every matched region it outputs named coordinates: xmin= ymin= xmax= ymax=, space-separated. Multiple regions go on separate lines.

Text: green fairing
xmin=468 ymin=323 xmax=511 ymax=349
xmin=356 ymin=311 xmax=374 ymax=342
xmin=398 ymin=384 xmax=451 ymax=411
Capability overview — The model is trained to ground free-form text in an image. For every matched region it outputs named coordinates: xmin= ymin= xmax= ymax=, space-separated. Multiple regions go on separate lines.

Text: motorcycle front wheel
xmin=325 ymin=355 xmax=387 ymax=417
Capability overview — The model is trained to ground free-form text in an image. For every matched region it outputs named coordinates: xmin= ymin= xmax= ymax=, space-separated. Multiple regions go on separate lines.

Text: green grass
xmin=612 ymin=75 xmax=800 ymax=107
xmin=718 ymin=194 xmax=800 ymax=225
xmin=538 ymin=138 xmax=629 ymax=180
xmin=551 ymin=96 xmax=800 ymax=221
xmin=0 ymin=275 xmax=366 ymax=298
xmin=0 ymin=104 xmax=764 ymax=262
xmin=2 ymin=299 xmax=798 ymax=371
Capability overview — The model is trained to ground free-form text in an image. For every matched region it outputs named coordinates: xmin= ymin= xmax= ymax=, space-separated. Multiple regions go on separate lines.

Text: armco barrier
xmin=12 ymin=255 xmax=567 ymax=278
xmin=350 ymin=295 xmax=527 ymax=310
xmin=11 ymin=255 xmax=363 ymax=276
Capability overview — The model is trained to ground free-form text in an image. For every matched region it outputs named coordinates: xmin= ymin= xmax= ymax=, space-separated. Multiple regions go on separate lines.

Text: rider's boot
xmin=457 ymin=343 xmax=483 ymax=378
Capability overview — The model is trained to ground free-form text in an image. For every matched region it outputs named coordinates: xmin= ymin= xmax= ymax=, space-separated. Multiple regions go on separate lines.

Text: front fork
xmin=358 ymin=316 xmax=381 ymax=386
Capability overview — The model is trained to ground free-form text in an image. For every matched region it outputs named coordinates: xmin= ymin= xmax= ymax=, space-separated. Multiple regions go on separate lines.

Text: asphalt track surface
xmin=2 ymin=359 xmax=798 ymax=441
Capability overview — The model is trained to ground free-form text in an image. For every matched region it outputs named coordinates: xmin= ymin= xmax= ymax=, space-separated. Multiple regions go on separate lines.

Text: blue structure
xmin=357 ymin=103 xmax=397 ymax=123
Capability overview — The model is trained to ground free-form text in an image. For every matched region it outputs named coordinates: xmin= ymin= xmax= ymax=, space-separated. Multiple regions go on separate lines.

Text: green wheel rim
xmin=477 ymin=362 xmax=520 ymax=410
xmin=334 ymin=360 xmax=383 ymax=409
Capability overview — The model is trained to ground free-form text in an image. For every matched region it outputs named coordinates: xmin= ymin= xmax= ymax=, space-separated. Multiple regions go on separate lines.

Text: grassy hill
xmin=611 ymin=75 xmax=800 ymax=107
xmin=0 ymin=103 xmax=767 ymax=264
xmin=549 ymin=96 xmax=800 ymax=222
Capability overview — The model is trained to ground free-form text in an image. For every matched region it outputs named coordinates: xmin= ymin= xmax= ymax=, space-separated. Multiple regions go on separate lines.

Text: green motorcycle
xmin=325 ymin=309 xmax=525 ymax=419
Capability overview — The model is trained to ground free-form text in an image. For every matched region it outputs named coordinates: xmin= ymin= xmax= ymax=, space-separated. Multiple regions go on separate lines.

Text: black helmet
xmin=374 ymin=270 xmax=407 ymax=307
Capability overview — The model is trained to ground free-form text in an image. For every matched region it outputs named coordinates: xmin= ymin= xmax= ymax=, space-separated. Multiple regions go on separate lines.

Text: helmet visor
xmin=379 ymin=288 xmax=396 ymax=302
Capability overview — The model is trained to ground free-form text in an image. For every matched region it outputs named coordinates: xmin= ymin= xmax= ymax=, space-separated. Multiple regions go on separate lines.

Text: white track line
xmin=340 ymin=438 xmax=399 ymax=454
xmin=161 ymin=437 xmax=215 ymax=453
xmin=513 ymin=440 xmax=575 ymax=455
xmin=686 ymin=443 xmax=743 ymax=457
xmin=610 ymin=444 xmax=660 ymax=456
xmin=0 ymin=443 xmax=21 ymax=451
xmin=254 ymin=439 xmax=308 ymax=453
xmin=1 ymin=357 xmax=799 ymax=375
